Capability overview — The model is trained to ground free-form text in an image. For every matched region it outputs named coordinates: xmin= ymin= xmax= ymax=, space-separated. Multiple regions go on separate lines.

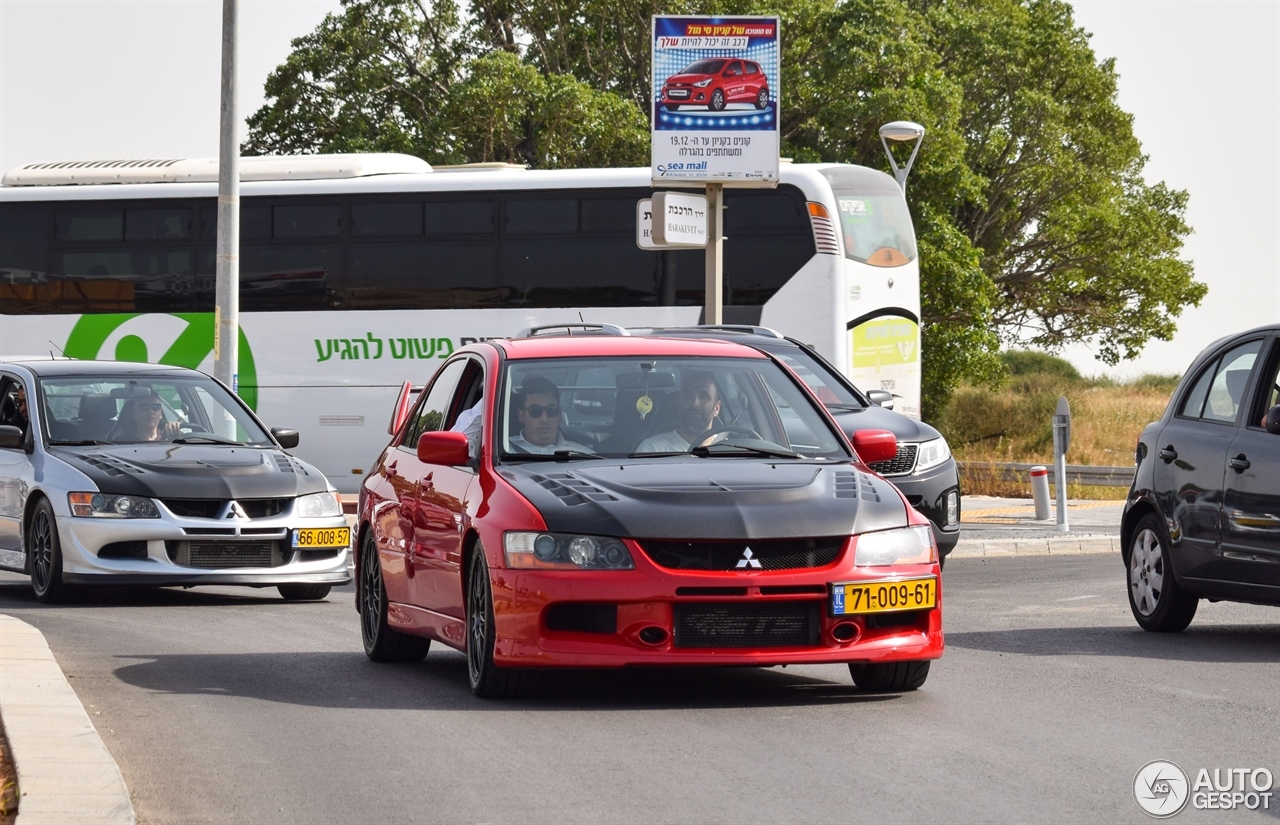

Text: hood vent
xmin=859 ymin=473 xmax=882 ymax=502
xmin=83 ymin=454 xmax=143 ymax=476
xmin=533 ymin=473 xmax=617 ymax=506
xmin=274 ymin=455 xmax=308 ymax=475
xmin=834 ymin=472 xmax=857 ymax=499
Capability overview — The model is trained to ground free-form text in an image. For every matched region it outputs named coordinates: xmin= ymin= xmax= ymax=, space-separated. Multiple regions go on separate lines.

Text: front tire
xmin=849 ymin=660 xmax=930 ymax=692
xmin=29 ymin=498 xmax=70 ymax=604
xmin=1127 ymin=513 xmax=1197 ymax=632
xmin=755 ymin=87 xmax=769 ymax=109
xmin=278 ymin=583 xmax=331 ymax=601
xmin=467 ymin=542 xmax=538 ymax=698
xmin=709 ymin=89 xmax=726 ymax=111
xmin=360 ymin=530 xmax=430 ymax=662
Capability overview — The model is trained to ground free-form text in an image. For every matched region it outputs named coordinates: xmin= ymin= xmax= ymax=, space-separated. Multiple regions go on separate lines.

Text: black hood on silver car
xmin=52 ymin=444 xmax=329 ymax=500
xmin=500 ymin=460 xmax=907 ymax=540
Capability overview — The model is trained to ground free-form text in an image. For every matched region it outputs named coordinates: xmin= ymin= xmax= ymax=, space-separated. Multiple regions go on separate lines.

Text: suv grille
xmin=640 ymin=537 xmax=843 ymax=571
xmin=870 ymin=444 xmax=918 ymax=477
xmin=674 ymin=602 xmax=819 ymax=648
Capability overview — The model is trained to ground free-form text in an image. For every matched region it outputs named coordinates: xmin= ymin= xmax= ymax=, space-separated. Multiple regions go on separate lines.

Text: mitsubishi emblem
xmin=736 ymin=547 xmax=762 ymax=569
xmin=225 ymin=501 xmax=248 ymax=520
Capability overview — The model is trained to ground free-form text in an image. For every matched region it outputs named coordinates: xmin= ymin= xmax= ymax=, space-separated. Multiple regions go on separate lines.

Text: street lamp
xmin=879 ymin=120 xmax=925 ymax=195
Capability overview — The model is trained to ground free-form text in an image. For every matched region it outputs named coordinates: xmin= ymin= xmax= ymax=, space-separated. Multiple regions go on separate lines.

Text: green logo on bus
xmin=63 ymin=313 xmax=259 ymax=410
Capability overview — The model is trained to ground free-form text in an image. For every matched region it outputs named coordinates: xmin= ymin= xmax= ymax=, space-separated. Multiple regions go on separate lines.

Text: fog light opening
xmin=638 ymin=626 xmax=669 ymax=645
xmin=830 ymin=621 xmax=859 ymax=643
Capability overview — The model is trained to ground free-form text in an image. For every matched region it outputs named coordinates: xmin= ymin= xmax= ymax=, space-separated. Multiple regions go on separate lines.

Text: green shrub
xmin=1000 ymin=349 xmax=1082 ymax=380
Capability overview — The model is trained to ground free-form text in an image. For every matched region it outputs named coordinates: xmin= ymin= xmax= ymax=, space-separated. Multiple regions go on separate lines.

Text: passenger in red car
xmin=509 ymin=377 xmax=592 ymax=454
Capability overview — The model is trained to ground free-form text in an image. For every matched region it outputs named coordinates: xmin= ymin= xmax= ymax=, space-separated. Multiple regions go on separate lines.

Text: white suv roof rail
xmin=514 ymin=323 xmax=631 ymax=339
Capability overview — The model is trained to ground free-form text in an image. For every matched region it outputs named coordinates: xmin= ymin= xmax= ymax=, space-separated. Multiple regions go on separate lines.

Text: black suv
xmin=635 ymin=326 xmax=961 ymax=559
xmin=1123 ymin=323 xmax=1280 ymax=631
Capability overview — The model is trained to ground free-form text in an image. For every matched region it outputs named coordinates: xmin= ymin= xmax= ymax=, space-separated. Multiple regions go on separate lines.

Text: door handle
xmin=1228 ymin=454 xmax=1251 ymax=472
xmin=1158 ymin=446 xmax=1177 ymax=462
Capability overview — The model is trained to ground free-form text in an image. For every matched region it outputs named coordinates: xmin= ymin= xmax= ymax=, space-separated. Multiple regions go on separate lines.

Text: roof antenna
xmin=48 ymin=340 xmax=66 ymax=358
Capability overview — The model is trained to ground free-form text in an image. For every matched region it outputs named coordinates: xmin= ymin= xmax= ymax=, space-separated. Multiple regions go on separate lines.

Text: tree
xmin=245 ymin=0 xmax=1204 ymax=415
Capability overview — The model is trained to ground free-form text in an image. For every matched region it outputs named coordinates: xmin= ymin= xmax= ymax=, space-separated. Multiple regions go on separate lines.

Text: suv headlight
xmin=854 ymin=525 xmax=936 ymax=566
xmin=296 ymin=491 xmax=342 ymax=518
xmin=68 ymin=492 xmax=159 ymax=519
xmin=914 ymin=436 xmax=952 ymax=472
xmin=504 ymin=532 xmax=634 ymax=570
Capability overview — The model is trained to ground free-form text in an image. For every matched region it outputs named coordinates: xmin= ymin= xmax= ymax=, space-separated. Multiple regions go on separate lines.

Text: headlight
xmin=296 ymin=491 xmax=342 ymax=518
xmin=504 ymin=532 xmax=634 ymax=570
xmin=68 ymin=492 xmax=159 ymax=519
xmin=914 ymin=436 xmax=952 ymax=472
xmin=694 ymin=78 xmax=713 ymax=87
xmin=854 ymin=525 xmax=936 ymax=566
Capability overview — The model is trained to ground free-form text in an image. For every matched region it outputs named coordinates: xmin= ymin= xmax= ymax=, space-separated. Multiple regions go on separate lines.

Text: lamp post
xmin=214 ymin=0 xmax=240 ymax=406
xmin=879 ymin=120 xmax=925 ymax=194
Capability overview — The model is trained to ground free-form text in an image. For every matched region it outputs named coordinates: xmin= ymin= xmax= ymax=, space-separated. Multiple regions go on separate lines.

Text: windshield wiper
xmin=504 ymin=450 xmax=598 ymax=461
xmin=49 ymin=439 xmax=111 ymax=446
xmin=824 ymin=403 xmax=866 ymax=411
xmin=691 ymin=442 xmax=802 ymax=459
xmin=172 ymin=435 xmax=243 ymax=445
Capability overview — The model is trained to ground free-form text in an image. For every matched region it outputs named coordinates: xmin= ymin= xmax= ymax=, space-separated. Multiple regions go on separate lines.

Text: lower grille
xmin=165 ymin=540 xmax=283 ymax=569
xmin=674 ymin=602 xmax=820 ymax=649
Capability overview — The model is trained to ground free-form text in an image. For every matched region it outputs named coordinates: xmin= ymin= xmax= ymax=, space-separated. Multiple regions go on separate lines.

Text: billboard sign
xmin=651 ymin=15 xmax=780 ymax=186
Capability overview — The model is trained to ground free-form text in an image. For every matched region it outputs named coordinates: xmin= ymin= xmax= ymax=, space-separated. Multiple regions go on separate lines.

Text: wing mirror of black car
xmin=272 ymin=428 xmax=300 ymax=449
xmin=1265 ymin=404 xmax=1280 ymax=435
xmin=0 ymin=425 xmax=22 ymax=449
xmin=853 ymin=429 xmax=898 ymax=465
xmin=866 ymin=389 xmax=895 ymax=410
xmin=417 ymin=431 xmax=470 ymax=466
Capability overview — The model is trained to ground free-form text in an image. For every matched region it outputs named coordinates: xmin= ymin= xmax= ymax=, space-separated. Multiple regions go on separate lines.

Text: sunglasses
xmin=138 ymin=403 xmax=163 ymax=412
xmin=523 ymin=403 xmax=561 ymax=419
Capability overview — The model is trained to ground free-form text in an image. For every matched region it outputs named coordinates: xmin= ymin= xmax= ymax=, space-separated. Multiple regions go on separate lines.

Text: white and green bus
xmin=0 ymin=155 xmax=921 ymax=492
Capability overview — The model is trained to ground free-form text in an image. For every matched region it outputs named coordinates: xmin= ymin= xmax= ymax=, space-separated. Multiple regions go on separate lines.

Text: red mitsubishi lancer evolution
xmin=357 ymin=326 xmax=943 ymax=697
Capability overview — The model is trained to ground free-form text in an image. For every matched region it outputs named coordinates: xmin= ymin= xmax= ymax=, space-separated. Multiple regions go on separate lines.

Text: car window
xmin=1250 ymin=339 xmax=1280 ymax=427
xmin=0 ymin=377 xmax=28 ymax=438
xmin=745 ymin=62 xmax=759 ymax=75
xmin=768 ymin=348 xmax=863 ymax=406
xmin=1201 ymin=341 xmax=1261 ymax=423
xmin=401 ymin=359 xmax=468 ymax=448
xmin=1177 ymin=361 xmax=1217 ymax=419
xmin=498 ymin=357 xmax=848 ymax=459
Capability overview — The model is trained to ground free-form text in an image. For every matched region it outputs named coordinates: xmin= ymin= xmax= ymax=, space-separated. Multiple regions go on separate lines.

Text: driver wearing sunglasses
xmin=509 ymin=376 xmax=592 ymax=455
xmin=108 ymin=391 xmax=183 ymax=443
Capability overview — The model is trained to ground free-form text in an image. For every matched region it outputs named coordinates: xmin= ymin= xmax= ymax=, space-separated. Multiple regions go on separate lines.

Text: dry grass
xmin=937 ymin=370 xmax=1180 ymax=500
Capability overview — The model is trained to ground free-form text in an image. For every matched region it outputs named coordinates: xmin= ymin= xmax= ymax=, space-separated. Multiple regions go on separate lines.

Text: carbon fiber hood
xmin=500 ymin=460 xmax=907 ymax=539
xmin=51 ymin=444 xmax=330 ymax=499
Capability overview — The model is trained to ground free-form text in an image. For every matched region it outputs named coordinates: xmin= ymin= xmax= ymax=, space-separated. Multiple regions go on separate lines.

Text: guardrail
xmin=958 ymin=461 xmax=1135 ymax=488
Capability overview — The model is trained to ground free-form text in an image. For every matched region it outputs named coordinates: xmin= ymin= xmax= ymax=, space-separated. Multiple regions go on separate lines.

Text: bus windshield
xmin=832 ymin=193 xmax=917 ymax=266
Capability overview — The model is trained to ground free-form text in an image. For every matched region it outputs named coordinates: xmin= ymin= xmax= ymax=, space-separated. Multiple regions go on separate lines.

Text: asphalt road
xmin=1 ymin=555 xmax=1277 ymax=825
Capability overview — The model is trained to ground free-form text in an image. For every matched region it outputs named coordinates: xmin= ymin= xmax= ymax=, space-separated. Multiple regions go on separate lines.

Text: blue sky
xmin=1 ymin=0 xmax=1276 ymax=379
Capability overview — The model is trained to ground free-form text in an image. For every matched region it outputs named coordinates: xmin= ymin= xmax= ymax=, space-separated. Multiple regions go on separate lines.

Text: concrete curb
xmin=950 ymin=534 xmax=1121 ymax=558
xmin=0 ymin=615 xmax=135 ymax=825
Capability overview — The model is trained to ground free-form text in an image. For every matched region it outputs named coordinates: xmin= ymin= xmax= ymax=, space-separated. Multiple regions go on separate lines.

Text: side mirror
xmin=388 ymin=381 xmax=413 ymax=435
xmin=272 ymin=428 xmax=300 ymax=449
xmin=1265 ymin=404 xmax=1280 ymax=435
xmin=866 ymin=389 xmax=895 ymax=410
xmin=417 ymin=431 xmax=470 ymax=466
xmin=0 ymin=425 xmax=21 ymax=450
xmin=853 ymin=429 xmax=898 ymax=465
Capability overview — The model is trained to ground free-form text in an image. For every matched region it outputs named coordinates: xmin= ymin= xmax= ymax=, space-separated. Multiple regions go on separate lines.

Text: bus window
xmin=425 ymin=201 xmax=494 ymax=235
xmin=273 ymin=204 xmax=341 ymax=238
xmin=505 ymin=199 xmax=579 ymax=234
xmin=125 ymin=208 xmax=191 ymax=240
xmin=56 ymin=210 xmax=122 ymax=242
xmin=351 ymin=203 xmax=423 ymax=237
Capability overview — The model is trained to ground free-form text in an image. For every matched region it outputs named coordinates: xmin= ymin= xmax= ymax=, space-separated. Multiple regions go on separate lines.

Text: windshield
xmin=498 ymin=357 xmax=849 ymax=460
xmin=833 ymin=193 xmax=917 ymax=265
xmin=38 ymin=374 xmax=271 ymax=446
xmin=678 ymin=60 xmax=728 ymax=75
xmin=767 ymin=348 xmax=866 ymax=407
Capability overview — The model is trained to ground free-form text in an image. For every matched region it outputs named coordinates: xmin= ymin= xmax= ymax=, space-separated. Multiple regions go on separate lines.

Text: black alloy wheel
xmin=278 ymin=583 xmax=332 ymax=601
xmin=849 ymin=660 xmax=931 ymax=692
xmin=755 ymin=88 xmax=769 ymax=109
xmin=29 ymin=498 xmax=70 ymax=604
xmin=360 ymin=530 xmax=430 ymax=662
xmin=709 ymin=89 xmax=726 ymax=111
xmin=467 ymin=541 xmax=539 ymax=698
xmin=1127 ymin=513 xmax=1198 ymax=632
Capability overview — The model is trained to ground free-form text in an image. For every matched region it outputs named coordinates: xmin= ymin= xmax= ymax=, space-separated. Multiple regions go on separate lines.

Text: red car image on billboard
xmin=660 ymin=58 xmax=770 ymax=112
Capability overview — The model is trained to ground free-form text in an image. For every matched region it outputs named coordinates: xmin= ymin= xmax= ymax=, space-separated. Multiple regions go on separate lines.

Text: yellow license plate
xmin=291 ymin=527 xmax=351 ymax=549
xmin=831 ymin=577 xmax=936 ymax=616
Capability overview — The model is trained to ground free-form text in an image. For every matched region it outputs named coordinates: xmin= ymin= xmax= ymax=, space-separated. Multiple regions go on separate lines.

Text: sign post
xmin=650 ymin=15 xmax=780 ymax=325
xmin=1053 ymin=395 xmax=1072 ymax=532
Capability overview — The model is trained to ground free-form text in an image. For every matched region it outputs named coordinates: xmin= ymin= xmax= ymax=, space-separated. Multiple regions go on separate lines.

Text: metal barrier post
xmin=1030 ymin=466 xmax=1051 ymax=520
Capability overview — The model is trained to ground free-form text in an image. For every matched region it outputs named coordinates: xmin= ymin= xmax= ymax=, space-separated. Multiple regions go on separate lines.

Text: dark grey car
xmin=1122 ymin=323 xmax=1280 ymax=631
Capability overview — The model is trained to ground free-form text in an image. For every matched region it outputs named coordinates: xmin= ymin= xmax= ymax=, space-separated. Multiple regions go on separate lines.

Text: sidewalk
xmin=951 ymin=495 xmax=1124 ymax=558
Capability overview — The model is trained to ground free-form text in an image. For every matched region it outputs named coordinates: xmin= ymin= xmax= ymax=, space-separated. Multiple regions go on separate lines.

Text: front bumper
xmin=489 ymin=555 xmax=943 ymax=669
xmin=883 ymin=459 xmax=961 ymax=555
xmin=56 ymin=506 xmax=352 ymax=587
